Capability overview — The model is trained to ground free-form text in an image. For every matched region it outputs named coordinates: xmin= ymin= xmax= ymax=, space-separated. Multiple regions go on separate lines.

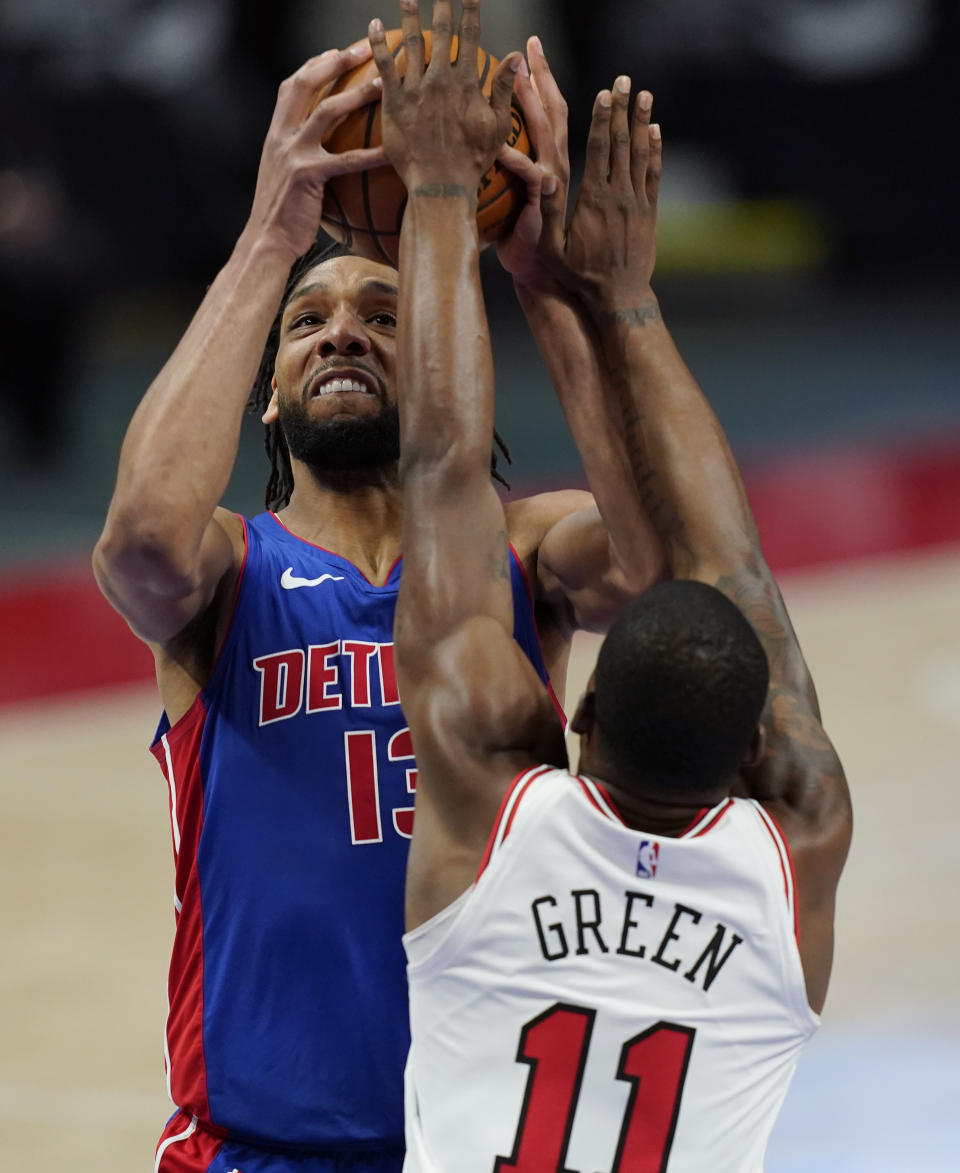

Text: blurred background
xmin=1 ymin=0 xmax=958 ymax=1168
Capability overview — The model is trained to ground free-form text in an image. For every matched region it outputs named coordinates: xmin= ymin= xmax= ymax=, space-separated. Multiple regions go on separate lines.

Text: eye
xmin=369 ymin=310 xmax=397 ymax=328
xmin=290 ymin=312 xmax=324 ymax=330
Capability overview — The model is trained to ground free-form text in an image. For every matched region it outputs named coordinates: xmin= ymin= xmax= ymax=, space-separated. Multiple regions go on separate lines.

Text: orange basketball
xmin=317 ymin=30 xmax=532 ymax=266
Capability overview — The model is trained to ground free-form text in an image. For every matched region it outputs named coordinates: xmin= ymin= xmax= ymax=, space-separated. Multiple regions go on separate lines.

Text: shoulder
xmin=504 ymin=490 xmax=595 ymax=562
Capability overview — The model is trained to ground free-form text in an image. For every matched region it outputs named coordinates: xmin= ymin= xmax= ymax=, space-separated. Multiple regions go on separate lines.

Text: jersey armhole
xmin=475 ymin=765 xmax=555 ymax=882
xmin=150 ymin=515 xmax=250 ymax=751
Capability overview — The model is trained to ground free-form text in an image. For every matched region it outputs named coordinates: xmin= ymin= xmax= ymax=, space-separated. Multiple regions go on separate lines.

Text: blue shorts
xmin=156 ymin=1111 xmax=405 ymax=1173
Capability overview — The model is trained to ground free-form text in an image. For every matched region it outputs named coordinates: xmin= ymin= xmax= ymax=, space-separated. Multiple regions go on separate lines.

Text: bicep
xmin=93 ymin=507 xmax=243 ymax=644
xmin=537 ymin=503 xmax=665 ymax=633
xmin=399 ymin=618 xmax=567 ymax=836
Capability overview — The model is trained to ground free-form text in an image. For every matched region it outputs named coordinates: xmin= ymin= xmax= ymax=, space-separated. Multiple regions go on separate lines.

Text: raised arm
xmin=371 ymin=0 xmax=566 ymax=927
xmin=558 ymin=82 xmax=851 ymax=1010
xmin=93 ymin=48 xmax=385 ymax=644
xmin=496 ymin=39 xmax=665 ymax=633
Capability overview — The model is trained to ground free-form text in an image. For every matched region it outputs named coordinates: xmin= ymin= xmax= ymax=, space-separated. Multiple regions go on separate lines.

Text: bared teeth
xmin=315 ymin=377 xmax=370 ymax=397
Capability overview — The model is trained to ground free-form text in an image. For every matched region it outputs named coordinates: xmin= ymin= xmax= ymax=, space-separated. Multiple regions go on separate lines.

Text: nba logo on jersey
xmin=636 ymin=840 xmax=659 ymax=878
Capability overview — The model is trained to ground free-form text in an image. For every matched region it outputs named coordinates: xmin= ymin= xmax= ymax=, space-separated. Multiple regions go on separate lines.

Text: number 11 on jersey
xmin=495 ymin=1003 xmax=695 ymax=1173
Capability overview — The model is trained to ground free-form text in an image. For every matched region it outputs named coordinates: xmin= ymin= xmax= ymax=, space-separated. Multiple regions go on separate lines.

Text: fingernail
xmin=650 ymin=123 xmax=661 ymax=141
xmin=510 ymin=54 xmax=522 ymax=72
xmin=542 ymin=174 xmax=559 ymax=195
xmin=639 ymin=90 xmax=653 ymax=111
xmin=369 ymin=18 xmax=383 ymax=33
xmin=530 ymin=35 xmax=543 ymax=55
xmin=599 ymin=91 xmax=612 ymax=108
xmin=519 ymin=57 xmax=530 ymax=78
xmin=616 ymin=75 xmax=631 ymax=94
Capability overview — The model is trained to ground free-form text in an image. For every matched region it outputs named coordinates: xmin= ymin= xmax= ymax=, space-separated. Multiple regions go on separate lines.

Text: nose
xmin=317 ymin=310 xmax=371 ymax=358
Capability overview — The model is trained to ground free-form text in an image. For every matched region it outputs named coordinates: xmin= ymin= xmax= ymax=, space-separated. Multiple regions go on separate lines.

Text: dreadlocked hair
xmin=249 ymin=234 xmax=514 ymax=509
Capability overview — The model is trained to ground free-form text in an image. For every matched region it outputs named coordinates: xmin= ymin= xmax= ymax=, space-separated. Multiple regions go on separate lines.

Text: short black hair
xmin=593 ymin=580 xmax=769 ymax=794
xmin=247 ymin=236 xmax=514 ymax=511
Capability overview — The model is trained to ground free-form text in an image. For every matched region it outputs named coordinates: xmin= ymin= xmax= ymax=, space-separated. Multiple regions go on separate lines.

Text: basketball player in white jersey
xmin=370 ymin=2 xmax=852 ymax=1170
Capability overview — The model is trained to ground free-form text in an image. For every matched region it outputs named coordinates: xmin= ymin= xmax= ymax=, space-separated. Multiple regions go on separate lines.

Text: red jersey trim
xmin=476 ymin=765 xmax=553 ymax=882
xmin=751 ymin=801 xmax=800 ymax=943
xmin=155 ymin=1110 xmax=224 ymax=1171
xmin=150 ymin=701 xmax=212 ymax=1125
xmin=681 ymin=797 xmax=735 ymax=839
xmin=577 ymin=776 xmax=627 ymax=825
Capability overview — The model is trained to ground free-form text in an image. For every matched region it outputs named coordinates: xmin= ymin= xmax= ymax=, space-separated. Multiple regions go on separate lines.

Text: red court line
xmin=2 ymin=437 xmax=959 ymax=705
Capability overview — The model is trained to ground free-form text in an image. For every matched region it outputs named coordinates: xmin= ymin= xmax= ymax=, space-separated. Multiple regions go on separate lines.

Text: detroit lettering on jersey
xmin=254 ymin=638 xmax=400 ymax=724
xmin=530 ymin=888 xmax=744 ymax=992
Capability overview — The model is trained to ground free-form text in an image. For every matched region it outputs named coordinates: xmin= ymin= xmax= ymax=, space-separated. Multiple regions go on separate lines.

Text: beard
xmin=278 ymin=396 xmax=400 ymax=472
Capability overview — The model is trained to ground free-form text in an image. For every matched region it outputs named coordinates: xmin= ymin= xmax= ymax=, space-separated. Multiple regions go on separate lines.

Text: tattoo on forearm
xmin=619 ymin=398 xmax=688 ymax=549
xmin=411 ymin=183 xmax=478 ymax=208
xmin=600 ymin=303 xmax=663 ymax=331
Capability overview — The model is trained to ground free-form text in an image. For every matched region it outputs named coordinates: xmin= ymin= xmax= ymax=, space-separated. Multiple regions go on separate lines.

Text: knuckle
xmin=614 ymin=130 xmax=630 ymax=148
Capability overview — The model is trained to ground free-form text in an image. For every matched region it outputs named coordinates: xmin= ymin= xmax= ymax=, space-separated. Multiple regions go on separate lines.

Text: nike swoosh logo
xmin=280 ymin=567 xmax=346 ymax=590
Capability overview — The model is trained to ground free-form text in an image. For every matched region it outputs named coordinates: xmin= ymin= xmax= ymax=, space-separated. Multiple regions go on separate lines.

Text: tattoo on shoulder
xmin=600 ymin=304 xmax=663 ymax=331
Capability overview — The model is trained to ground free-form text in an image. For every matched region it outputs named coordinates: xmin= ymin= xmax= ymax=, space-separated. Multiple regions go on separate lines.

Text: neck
xmin=578 ymin=751 xmax=731 ymax=837
xmin=277 ymin=461 xmax=404 ymax=585
xmin=593 ymin=777 xmax=730 ymax=837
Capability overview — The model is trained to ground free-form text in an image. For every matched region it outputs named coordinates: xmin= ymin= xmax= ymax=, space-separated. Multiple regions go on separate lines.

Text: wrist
xmin=235 ymin=223 xmax=307 ymax=271
xmin=407 ymin=181 xmax=478 ymax=206
xmin=586 ymin=289 xmax=661 ymax=332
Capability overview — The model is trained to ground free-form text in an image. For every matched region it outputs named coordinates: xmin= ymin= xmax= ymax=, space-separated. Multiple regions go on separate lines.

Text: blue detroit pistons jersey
xmin=150 ymin=511 xmax=555 ymax=1150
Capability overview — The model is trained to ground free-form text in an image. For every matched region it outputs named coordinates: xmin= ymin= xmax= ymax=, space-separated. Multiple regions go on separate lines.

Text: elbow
xmin=94 ymin=510 xmax=198 ymax=600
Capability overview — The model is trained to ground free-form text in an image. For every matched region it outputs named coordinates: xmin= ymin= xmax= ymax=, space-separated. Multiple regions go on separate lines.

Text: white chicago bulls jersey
xmin=402 ymin=765 xmax=819 ymax=1173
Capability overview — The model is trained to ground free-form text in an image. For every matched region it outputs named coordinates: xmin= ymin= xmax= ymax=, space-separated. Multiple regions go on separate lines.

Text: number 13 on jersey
xmin=345 ymin=726 xmax=416 ymax=844
xmin=496 ymin=1004 xmax=695 ymax=1173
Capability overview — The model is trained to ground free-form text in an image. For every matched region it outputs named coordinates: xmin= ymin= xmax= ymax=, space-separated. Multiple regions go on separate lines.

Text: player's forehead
xmin=287 ymin=254 xmax=398 ymax=307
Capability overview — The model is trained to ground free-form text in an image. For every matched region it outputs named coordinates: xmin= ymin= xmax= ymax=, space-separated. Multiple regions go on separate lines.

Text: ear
xmin=262 ymin=376 xmax=279 ymax=425
xmin=569 ymin=690 xmax=596 ymax=738
xmin=742 ymin=722 xmax=766 ymax=769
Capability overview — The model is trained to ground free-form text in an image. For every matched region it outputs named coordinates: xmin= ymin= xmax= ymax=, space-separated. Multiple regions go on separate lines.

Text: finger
xmin=321 ymin=145 xmax=390 ymax=177
xmin=498 ymin=144 xmax=561 ymax=236
xmin=583 ymin=89 xmax=613 ymax=186
xmin=429 ymin=0 xmax=454 ymax=72
xmin=368 ymin=19 xmax=400 ymax=92
xmin=279 ymin=46 xmax=375 ymax=126
xmin=489 ymin=53 xmax=522 ymax=135
xmin=629 ymin=89 xmax=653 ymax=196
xmin=513 ymin=67 xmax=556 ymax=167
xmin=610 ymin=75 xmax=632 ymax=188
xmin=305 ymin=75 xmax=384 ymax=138
xmin=497 ymin=144 xmax=552 ymax=192
xmin=399 ymin=0 xmax=425 ymax=82
xmin=527 ymin=36 xmax=569 ymax=157
xmin=457 ymin=0 xmax=481 ymax=70
xmin=646 ymin=122 xmax=663 ymax=206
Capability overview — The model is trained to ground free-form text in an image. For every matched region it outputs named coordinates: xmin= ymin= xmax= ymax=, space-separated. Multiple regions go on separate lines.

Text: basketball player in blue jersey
xmin=92 ymin=6 xmax=666 ymax=1169
xmin=374 ymin=1 xmax=852 ymax=1168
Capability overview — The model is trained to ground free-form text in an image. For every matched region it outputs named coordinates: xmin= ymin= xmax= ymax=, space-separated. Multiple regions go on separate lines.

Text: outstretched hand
xmin=246 ymin=46 xmax=387 ymax=259
xmin=369 ymin=0 xmax=521 ymax=194
xmin=562 ymin=79 xmax=662 ymax=314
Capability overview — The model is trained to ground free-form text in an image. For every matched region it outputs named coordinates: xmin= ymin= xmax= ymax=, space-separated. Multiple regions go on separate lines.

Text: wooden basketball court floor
xmin=1 ymin=545 xmax=958 ymax=1170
